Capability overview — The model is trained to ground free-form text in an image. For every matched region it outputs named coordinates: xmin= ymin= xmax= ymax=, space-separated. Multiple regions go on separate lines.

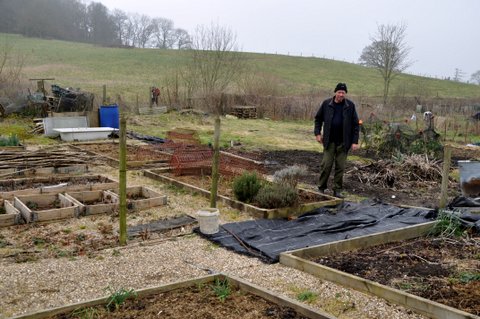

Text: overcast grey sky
xmin=98 ymin=0 xmax=480 ymax=80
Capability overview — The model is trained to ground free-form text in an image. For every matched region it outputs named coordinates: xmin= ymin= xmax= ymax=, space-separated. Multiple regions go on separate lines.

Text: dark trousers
xmin=318 ymin=143 xmax=347 ymax=191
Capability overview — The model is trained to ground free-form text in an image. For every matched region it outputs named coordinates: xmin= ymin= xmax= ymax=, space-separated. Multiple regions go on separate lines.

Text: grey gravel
xmin=0 ymin=166 xmax=427 ymax=319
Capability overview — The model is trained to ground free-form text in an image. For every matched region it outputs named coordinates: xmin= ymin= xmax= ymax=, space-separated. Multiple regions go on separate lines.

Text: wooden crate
xmin=64 ymin=190 xmax=119 ymax=216
xmin=14 ymin=193 xmax=79 ymax=223
xmin=111 ymin=186 xmax=167 ymax=210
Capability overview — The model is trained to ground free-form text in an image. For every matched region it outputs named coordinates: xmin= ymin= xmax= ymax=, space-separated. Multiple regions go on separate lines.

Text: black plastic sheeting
xmin=449 ymin=195 xmax=480 ymax=208
xmin=128 ymin=215 xmax=195 ymax=237
xmin=198 ymin=200 xmax=436 ymax=263
xmin=127 ymin=131 xmax=166 ymax=144
xmin=448 ymin=195 xmax=480 ymax=232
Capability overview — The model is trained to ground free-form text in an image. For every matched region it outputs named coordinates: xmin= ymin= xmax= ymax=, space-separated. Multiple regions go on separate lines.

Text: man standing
xmin=314 ymin=83 xmax=359 ymax=198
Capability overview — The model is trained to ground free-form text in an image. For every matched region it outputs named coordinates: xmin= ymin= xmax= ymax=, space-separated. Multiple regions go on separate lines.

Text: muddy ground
xmin=311 ymin=235 xmax=480 ymax=316
xmin=260 ymin=149 xmax=458 ymax=208
xmin=51 ymin=282 xmax=309 ymax=319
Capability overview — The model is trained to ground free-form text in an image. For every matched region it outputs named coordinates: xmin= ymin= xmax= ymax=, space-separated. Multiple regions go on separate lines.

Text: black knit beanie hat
xmin=334 ymin=82 xmax=348 ymax=93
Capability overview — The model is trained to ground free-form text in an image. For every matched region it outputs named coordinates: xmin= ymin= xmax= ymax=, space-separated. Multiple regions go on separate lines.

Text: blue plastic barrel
xmin=99 ymin=104 xmax=119 ymax=129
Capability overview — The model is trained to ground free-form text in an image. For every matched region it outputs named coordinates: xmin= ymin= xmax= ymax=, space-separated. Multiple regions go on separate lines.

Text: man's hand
xmin=316 ymin=135 xmax=323 ymax=143
xmin=351 ymin=143 xmax=359 ymax=151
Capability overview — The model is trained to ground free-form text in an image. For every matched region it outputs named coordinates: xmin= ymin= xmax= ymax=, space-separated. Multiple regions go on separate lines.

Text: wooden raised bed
xmin=279 ymin=222 xmax=479 ymax=319
xmin=10 ymin=273 xmax=335 ymax=319
xmin=111 ymin=186 xmax=168 ymax=210
xmin=0 ymin=199 xmax=22 ymax=227
xmin=14 ymin=193 xmax=79 ymax=223
xmin=144 ymin=169 xmax=341 ymax=219
xmin=0 ymin=175 xmax=118 ymax=200
xmin=66 ymin=186 xmax=167 ymax=215
xmin=64 ymin=190 xmax=119 ymax=216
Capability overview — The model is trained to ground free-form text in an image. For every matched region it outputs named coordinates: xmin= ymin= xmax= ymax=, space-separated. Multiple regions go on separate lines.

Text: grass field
xmin=2 ymin=33 xmax=479 ymax=106
xmin=1 ymin=33 xmax=479 ymax=149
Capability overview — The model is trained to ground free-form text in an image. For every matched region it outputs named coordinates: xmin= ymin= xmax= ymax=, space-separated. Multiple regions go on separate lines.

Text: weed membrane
xmin=199 ymin=200 xmax=437 ymax=263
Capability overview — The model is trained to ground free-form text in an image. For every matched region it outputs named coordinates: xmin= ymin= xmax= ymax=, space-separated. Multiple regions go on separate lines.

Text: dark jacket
xmin=314 ymin=97 xmax=359 ymax=152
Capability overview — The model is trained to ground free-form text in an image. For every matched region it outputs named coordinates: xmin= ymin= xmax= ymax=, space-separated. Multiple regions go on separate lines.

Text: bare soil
xmin=310 ymin=235 xmax=480 ymax=316
xmin=258 ymin=149 xmax=456 ymax=208
xmin=51 ymin=283 xmax=309 ymax=319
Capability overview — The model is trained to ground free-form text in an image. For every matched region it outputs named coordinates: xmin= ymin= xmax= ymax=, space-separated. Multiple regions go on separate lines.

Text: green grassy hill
xmin=3 ymin=33 xmax=480 ymax=103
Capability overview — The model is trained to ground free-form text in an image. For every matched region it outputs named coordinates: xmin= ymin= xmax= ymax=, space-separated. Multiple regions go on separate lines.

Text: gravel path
xmin=0 ymin=236 xmax=426 ymax=319
xmin=0 ymin=165 xmax=427 ymax=319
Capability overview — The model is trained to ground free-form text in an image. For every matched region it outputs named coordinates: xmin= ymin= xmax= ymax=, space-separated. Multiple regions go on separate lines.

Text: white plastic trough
xmin=53 ymin=127 xmax=118 ymax=142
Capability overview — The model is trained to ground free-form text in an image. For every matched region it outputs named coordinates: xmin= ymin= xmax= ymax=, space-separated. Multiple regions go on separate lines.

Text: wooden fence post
xmin=439 ymin=145 xmax=452 ymax=209
xmin=119 ymin=114 xmax=127 ymax=245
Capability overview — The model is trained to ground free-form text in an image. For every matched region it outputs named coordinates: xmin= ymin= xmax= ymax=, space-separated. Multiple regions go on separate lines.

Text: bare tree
xmin=0 ymin=37 xmax=26 ymax=95
xmin=185 ymin=22 xmax=245 ymax=208
xmin=359 ymin=23 xmax=411 ymax=106
xmin=86 ymin=2 xmax=116 ymax=45
xmin=471 ymin=70 xmax=480 ymax=85
xmin=152 ymin=18 xmax=175 ymax=49
xmin=111 ymin=9 xmax=129 ymax=46
xmin=123 ymin=13 xmax=153 ymax=48
xmin=173 ymin=28 xmax=191 ymax=49
xmin=135 ymin=14 xmax=155 ymax=48
xmin=189 ymin=22 xmax=244 ymax=110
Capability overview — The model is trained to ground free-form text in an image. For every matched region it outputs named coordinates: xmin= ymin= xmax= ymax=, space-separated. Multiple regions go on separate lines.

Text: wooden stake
xmin=119 ymin=114 xmax=127 ymax=245
xmin=464 ymin=120 xmax=469 ymax=144
xmin=210 ymin=116 xmax=221 ymax=208
xmin=102 ymin=84 xmax=107 ymax=105
xmin=439 ymin=145 xmax=451 ymax=209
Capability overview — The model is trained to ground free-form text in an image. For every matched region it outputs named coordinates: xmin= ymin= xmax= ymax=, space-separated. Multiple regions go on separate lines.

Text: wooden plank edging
xmin=279 ymin=222 xmax=480 ymax=319
xmin=10 ymin=273 xmax=336 ymax=319
xmin=144 ymin=169 xmax=342 ymax=219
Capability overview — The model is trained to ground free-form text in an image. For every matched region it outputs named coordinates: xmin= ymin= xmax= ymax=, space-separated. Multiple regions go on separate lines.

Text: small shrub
xmin=296 ymin=290 xmax=318 ymax=303
xmin=211 ymin=278 xmax=231 ymax=302
xmin=232 ymin=171 xmax=263 ymax=203
xmin=254 ymin=183 xmax=298 ymax=209
xmin=71 ymin=307 xmax=100 ymax=319
xmin=0 ymin=134 xmax=20 ymax=146
xmin=458 ymin=272 xmax=480 ymax=284
xmin=429 ymin=210 xmax=465 ymax=238
xmin=273 ymin=165 xmax=308 ymax=188
xmin=105 ymin=287 xmax=137 ymax=311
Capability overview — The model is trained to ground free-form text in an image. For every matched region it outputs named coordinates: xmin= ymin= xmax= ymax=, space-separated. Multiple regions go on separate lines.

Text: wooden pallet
xmin=230 ymin=106 xmax=257 ymax=119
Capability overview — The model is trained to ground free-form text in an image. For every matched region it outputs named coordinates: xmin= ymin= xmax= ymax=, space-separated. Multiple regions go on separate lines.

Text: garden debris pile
xmin=347 ymin=154 xmax=445 ymax=189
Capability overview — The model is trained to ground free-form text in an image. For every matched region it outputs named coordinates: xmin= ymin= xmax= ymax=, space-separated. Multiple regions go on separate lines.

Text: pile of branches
xmin=348 ymin=154 xmax=445 ymax=190
xmin=0 ymin=147 xmax=104 ymax=178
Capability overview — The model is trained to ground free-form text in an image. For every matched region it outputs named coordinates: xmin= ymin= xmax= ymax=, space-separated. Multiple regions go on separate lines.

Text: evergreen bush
xmin=254 ymin=183 xmax=298 ymax=209
xmin=232 ymin=171 xmax=262 ymax=203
